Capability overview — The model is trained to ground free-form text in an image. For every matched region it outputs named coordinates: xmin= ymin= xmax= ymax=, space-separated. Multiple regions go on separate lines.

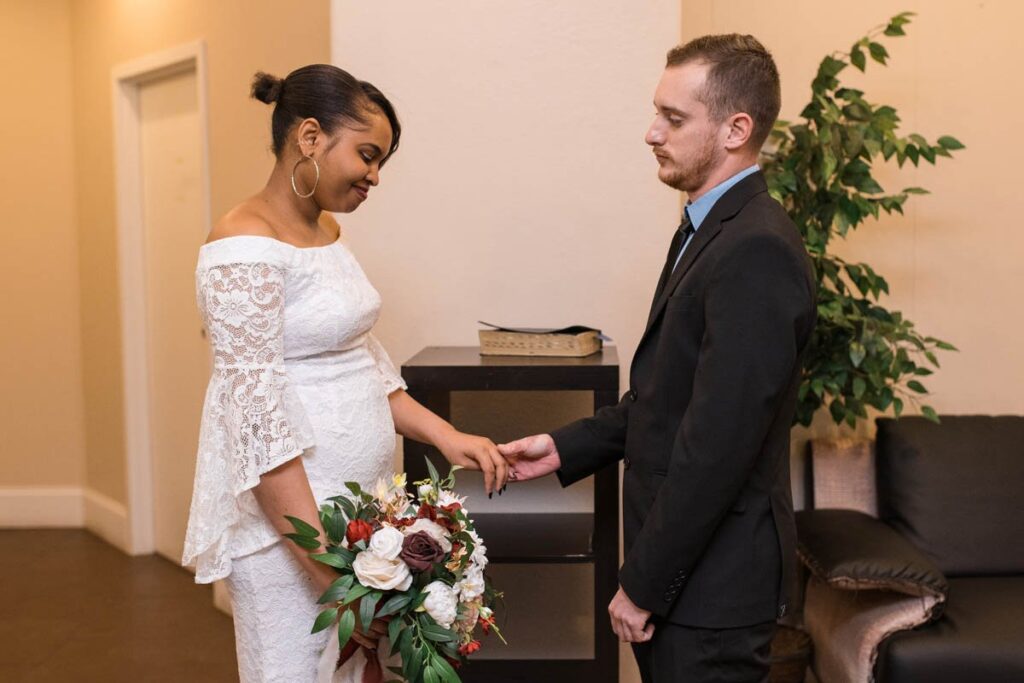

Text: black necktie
xmin=653 ymin=210 xmax=694 ymax=301
xmin=671 ymin=211 xmax=696 ymax=274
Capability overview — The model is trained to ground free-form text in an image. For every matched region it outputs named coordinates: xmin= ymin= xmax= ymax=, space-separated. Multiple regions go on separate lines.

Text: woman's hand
xmin=436 ymin=430 xmax=509 ymax=496
xmin=386 ymin=391 xmax=508 ymax=495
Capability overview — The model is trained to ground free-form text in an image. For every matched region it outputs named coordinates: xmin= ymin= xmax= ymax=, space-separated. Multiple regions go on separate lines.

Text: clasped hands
xmin=430 ymin=430 xmax=653 ymax=643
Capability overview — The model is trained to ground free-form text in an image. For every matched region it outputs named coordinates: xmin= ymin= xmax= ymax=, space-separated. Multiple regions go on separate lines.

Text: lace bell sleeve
xmin=199 ymin=261 xmax=315 ymax=494
xmin=184 ymin=247 xmax=316 ymax=583
xmin=366 ymin=333 xmax=408 ymax=395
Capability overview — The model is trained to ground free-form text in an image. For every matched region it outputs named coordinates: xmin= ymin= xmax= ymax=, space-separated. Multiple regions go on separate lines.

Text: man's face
xmin=645 ymin=62 xmax=724 ymax=194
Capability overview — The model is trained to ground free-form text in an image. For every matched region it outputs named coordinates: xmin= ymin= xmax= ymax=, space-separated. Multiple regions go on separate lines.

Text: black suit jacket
xmin=551 ymin=172 xmax=816 ymax=628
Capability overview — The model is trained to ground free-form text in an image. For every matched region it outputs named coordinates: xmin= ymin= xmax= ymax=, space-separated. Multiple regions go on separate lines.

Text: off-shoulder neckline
xmin=199 ymin=233 xmax=343 ymax=252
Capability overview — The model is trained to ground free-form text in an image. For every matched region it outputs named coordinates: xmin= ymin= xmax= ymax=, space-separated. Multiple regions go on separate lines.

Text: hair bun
xmin=251 ymin=72 xmax=284 ymax=104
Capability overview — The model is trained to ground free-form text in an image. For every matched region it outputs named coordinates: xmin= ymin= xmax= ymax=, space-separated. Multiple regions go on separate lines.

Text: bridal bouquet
xmin=286 ymin=460 xmax=505 ymax=683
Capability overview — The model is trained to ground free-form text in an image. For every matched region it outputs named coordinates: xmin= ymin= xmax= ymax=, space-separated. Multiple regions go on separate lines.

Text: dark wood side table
xmin=401 ymin=346 xmax=621 ymax=683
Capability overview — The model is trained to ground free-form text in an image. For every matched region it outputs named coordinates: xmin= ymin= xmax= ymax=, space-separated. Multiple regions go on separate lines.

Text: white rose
xmin=457 ymin=565 xmax=486 ymax=602
xmin=353 ymin=550 xmax=412 ymax=591
xmin=368 ymin=526 xmax=405 ymax=561
xmin=422 ymin=581 xmax=459 ymax=629
xmin=403 ymin=518 xmax=452 ymax=552
xmin=418 ymin=483 xmax=433 ymax=499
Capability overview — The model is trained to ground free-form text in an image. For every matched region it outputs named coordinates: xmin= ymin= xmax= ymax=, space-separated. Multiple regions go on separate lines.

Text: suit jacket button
xmin=623 ymin=457 xmax=631 ymax=470
xmin=779 ymin=604 xmax=787 ymax=618
xmin=629 ymin=390 xmax=638 ymax=401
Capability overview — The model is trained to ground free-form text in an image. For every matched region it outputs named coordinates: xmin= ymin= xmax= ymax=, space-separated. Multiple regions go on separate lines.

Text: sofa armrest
xmin=796 ymin=509 xmax=948 ymax=600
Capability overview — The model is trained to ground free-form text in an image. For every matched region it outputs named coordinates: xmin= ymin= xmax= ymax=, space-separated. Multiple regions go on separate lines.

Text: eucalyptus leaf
xmin=337 ymin=609 xmax=356 ymax=651
xmin=284 ymin=515 xmax=320 ymax=539
xmin=425 ymin=456 xmax=441 ymax=484
xmin=359 ymin=591 xmax=382 ymax=633
xmin=325 ymin=507 xmax=347 ymax=544
xmin=377 ymin=593 xmax=414 ymax=618
xmin=432 ymin=655 xmax=461 ymax=683
xmin=318 ymin=574 xmax=355 ymax=604
xmin=284 ymin=533 xmax=321 ymax=551
xmin=311 ymin=607 xmax=339 ymax=634
xmin=342 ymin=584 xmax=372 ymax=606
xmin=387 ymin=618 xmax=404 ymax=657
xmin=311 ymin=553 xmax=350 ymax=570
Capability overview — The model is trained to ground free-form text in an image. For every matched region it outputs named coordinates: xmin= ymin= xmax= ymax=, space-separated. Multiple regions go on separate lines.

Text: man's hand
xmin=608 ymin=586 xmax=654 ymax=643
xmin=497 ymin=434 xmax=561 ymax=482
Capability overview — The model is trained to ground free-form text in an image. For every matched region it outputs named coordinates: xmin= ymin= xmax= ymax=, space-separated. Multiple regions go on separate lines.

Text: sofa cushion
xmin=875 ymin=576 xmax=1024 ymax=683
xmin=876 ymin=415 xmax=1024 ymax=575
xmin=797 ymin=509 xmax=948 ymax=600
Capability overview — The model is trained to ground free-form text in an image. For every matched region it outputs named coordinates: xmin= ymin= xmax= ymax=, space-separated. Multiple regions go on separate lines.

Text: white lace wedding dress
xmin=182 ymin=234 xmax=406 ymax=682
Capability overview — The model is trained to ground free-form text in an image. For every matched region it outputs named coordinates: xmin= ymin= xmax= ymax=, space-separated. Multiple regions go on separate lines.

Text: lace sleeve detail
xmin=202 ymin=261 xmax=315 ymax=493
xmin=183 ymin=259 xmax=315 ymax=582
xmin=366 ymin=333 xmax=407 ymax=395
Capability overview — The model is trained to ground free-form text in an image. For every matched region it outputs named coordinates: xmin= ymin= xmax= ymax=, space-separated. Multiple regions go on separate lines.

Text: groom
xmin=499 ymin=35 xmax=816 ymax=682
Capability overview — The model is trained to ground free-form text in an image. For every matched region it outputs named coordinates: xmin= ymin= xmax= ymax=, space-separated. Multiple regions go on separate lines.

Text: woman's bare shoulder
xmin=206 ymin=202 xmax=278 ymax=244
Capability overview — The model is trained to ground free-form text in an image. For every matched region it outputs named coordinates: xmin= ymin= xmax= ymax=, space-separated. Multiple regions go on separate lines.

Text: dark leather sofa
xmin=796 ymin=415 xmax=1024 ymax=683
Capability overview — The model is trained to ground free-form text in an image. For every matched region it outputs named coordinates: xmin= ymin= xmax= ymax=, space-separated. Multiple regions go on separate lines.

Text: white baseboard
xmin=0 ymin=487 xmax=85 ymax=527
xmin=0 ymin=487 xmax=130 ymax=552
xmin=84 ymin=488 xmax=130 ymax=553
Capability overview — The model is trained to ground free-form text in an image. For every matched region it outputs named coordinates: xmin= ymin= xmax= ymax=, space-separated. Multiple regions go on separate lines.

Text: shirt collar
xmin=685 ymin=164 xmax=760 ymax=230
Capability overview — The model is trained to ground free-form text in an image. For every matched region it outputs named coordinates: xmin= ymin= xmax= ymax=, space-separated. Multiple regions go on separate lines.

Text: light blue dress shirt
xmin=672 ymin=164 xmax=761 ymax=273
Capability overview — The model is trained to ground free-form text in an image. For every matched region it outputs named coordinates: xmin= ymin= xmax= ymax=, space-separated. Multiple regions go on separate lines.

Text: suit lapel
xmin=642 ymin=221 xmax=722 ymax=336
xmin=646 ymin=228 xmax=685 ymax=327
xmin=638 ymin=171 xmax=770 ymax=342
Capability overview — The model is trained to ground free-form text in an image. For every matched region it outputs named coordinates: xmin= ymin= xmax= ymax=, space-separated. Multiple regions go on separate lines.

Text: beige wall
xmin=681 ymin=1 xmax=1024 ymax=504
xmin=70 ymin=0 xmax=331 ymax=504
xmin=0 ymin=0 xmax=86 ymax=489
xmin=331 ymin=0 xmax=682 ymax=403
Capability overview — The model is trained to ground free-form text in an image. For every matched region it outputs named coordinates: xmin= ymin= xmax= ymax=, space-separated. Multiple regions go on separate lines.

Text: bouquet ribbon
xmin=337 ymin=640 xmax=385 ymax=683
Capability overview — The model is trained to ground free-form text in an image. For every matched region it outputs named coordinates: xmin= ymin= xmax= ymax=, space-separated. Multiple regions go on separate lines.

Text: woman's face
xmin=300 ymin=111 xmax=394 ymax=213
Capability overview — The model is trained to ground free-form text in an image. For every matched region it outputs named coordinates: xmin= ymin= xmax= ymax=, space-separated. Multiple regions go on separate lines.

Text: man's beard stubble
xmin=659 ymin=134 xmax=720 ymax=195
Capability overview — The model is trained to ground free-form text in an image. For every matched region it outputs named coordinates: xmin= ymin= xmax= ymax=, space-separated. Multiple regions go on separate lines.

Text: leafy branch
xmin=761 ymin=12 xmax=962 ymax=427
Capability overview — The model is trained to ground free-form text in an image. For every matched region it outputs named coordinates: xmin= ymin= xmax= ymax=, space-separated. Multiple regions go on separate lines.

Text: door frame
xmin=112 ymin=41 xmax=211 ymax=555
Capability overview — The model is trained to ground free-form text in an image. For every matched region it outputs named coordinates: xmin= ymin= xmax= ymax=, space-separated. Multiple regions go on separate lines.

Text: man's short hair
xmin=667 ymin=34 xmax=781 ymax=150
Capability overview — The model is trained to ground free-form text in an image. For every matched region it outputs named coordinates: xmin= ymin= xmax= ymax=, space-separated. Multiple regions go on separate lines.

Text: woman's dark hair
xmin=251 ymin=64 xmax=401 ymax=163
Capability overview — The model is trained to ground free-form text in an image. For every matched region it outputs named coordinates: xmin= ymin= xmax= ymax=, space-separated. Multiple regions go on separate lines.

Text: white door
xmin=138 ymin=67 xmax=210 ymax=563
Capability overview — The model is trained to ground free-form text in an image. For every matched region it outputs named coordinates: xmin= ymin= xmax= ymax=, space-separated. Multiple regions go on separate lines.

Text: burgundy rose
xmin=400 ymin=531 xmax=445 ymax=572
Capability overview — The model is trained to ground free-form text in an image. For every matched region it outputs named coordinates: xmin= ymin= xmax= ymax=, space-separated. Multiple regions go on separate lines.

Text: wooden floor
xmin=0 ymin=529 xmax=237 ymax=682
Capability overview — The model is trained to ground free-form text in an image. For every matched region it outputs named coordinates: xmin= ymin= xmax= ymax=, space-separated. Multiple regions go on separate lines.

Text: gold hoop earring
xmin=291 ymin=154 xmax=320 ymax=199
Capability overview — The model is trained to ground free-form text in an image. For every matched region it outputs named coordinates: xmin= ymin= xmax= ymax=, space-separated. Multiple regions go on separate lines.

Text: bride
xmin=181 ymin=64 xmax=509 ymax=682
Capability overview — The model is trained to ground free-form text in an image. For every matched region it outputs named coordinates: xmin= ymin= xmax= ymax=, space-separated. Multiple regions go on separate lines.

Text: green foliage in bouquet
xmin=760 ymin=12 xmax=962 ymax=428
xmin=286 ymin=459 xmax=504 ymax=683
